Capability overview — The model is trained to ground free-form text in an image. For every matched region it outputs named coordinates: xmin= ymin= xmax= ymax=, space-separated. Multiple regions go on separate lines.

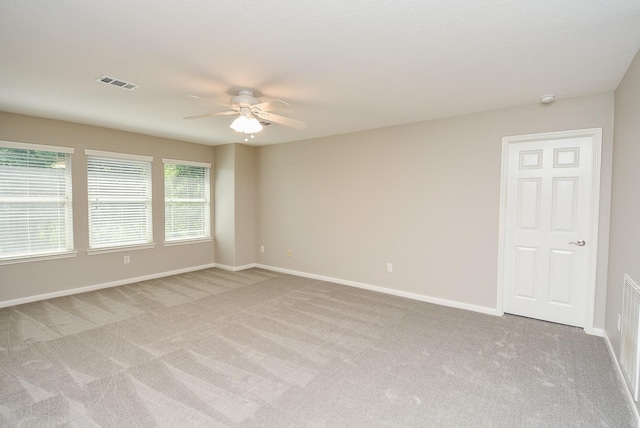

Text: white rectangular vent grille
xmin=96 ymin=75 xmax=139 ymax=91
xmin=621 ymin=274 xmax=640 ymax=401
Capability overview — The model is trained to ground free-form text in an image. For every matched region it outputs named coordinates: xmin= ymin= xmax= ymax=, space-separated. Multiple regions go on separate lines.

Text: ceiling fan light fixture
xmin=230 ymin=115 xmax=263 ymax=134
xmin=245 ymin=117 xmax=263 ymax=133
xmin=230 ymin=115 xmax=248 ymax=132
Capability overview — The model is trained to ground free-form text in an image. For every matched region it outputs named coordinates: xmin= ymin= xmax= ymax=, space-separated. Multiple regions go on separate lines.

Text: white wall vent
xmin=621 ymin=274 xmax=640 ymax=401
xmin=96 ymin=75 xmax=139 ymax=91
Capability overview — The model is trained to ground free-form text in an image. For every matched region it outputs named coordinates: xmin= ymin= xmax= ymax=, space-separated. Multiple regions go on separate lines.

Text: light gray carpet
xmin=0 ymin=268 xmax=635 ymax=427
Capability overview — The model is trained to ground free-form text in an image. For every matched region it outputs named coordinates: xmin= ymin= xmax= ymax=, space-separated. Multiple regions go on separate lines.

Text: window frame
xmin=163 ymin=158 xmax=212 ymax=245
xmin=0 ymin=140 xmax=77 ymax=264
xmin=85 ymin=149 xmax=155 ymax=254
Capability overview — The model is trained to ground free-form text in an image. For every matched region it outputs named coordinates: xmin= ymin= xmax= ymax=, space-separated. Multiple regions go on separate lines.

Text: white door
xmin=500 ymin=129 xmax=601 ymax=328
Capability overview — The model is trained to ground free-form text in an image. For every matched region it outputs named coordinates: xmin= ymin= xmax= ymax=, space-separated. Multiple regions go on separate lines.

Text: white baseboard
xmin=588 ymin=327 xmax=605 ymax=337
xmin=215 ymin=263 xmax=257 ymax=272
xmin=0 ymin=263 xmax=216 ymax=309
xmin=603 ymin=331 xmax=640 ymax=427
xmin=255 ymin=264 xmax=499 ymax=317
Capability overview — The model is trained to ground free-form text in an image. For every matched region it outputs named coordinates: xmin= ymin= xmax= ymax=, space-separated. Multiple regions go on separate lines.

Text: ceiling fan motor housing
xmin=231 ymin=89 xmax=260 ymax=107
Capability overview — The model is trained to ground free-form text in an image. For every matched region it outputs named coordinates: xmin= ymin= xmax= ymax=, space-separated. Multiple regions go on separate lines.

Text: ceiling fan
xmin=183 ymin=89 xmax=307 ymax=139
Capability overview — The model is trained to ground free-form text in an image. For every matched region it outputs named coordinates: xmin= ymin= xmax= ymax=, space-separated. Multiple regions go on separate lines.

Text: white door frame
xmin=496 ymin=128 xmax=602 ymax=334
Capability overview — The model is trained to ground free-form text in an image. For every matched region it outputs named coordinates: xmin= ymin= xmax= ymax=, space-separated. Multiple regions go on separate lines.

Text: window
xmin=0 ymin=141 xmax=75 ymax=262
xmin=163 ymin=159 xmax=211 ymax=243
xmin=86 ymin=150 xmax=153 ymax=251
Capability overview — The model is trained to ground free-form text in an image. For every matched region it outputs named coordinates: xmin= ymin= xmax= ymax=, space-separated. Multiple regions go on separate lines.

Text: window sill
xmin=164 ymin=237 xmax=212 ymax=247
xmin=0 ymin=250 xmax=78 ymax=266
xmin=87 ymin=243 xmax=156 ymax=256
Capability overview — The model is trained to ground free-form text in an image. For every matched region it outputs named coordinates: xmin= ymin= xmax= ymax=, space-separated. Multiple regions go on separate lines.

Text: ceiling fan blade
xmin=259 ymin=112 xmax=307 ymax=129
xmin=183 ymin=110 xmax=237 ymax=120
xmin=251 ymin=99 xmax=291 ymax=112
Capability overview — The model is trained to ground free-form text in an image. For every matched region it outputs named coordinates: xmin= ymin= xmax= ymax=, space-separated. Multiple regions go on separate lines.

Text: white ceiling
xmin=1 ymin=1 xmax=640 ymax=146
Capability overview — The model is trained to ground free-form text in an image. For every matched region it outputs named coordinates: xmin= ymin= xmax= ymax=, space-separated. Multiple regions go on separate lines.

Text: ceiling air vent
xmin=259 ymin=120 xmax=277 ymax=127
xmin=96 ymin=75 xmax=139 ymax=91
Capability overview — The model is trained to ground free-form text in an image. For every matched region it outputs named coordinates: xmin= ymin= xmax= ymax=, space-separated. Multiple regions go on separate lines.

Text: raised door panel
xmin=548 ymin=249 xmax=574 ymax=304
xmin=517 ymin=178 xmax=541 ymax=231
xmin=551 ymin=177 xmax=578 ymax=232
xmin=515 ymin=247 xmax=538 ymax=299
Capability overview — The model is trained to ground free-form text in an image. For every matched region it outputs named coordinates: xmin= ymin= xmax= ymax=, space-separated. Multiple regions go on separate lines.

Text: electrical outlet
xmin=124 ymin=255 xmax=130 ymax=264
xmin=287 ymin=249 xmax=292 ymax=257
xmin=260 ymin=245 xmax=265 ymax=253
xmin=618 ymin=314 xmax=621 ymax=332
xmin=387 ymin=263 xmax=393 ymax=273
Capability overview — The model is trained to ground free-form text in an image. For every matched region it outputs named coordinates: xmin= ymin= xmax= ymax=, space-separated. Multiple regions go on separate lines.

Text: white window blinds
xmin=0 ymin=141 xmax=74 ymax=260
xmin=163 ymin=159 xmax=211 ymax=242
xmin=86 ymin=150 xmax=153 ymax=249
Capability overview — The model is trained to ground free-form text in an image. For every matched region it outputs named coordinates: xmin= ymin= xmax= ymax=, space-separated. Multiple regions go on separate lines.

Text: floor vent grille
xmin=96 ymin=75 xmax=139 ymax=91
xmin=621 ymin=274 xmax=640 ymax=401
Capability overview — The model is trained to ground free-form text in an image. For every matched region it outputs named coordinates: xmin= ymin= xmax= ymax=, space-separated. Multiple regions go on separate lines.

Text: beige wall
xmin=214 ymin=144 xmax=235 ymax=267
xmin=256 ymin=94 xmax=614 ymax=326
xmin=213 ymin=143 xmax=256 ymax=268
xmin=234 ymin=144 xmax=257 ymax=267
xmin=606 ymin=50 xmax=640 ymax=362
xmin=0 ymin=112 xmax=216 ymax=303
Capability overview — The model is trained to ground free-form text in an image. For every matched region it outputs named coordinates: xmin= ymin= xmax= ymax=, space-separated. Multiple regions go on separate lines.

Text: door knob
xmin=569 ymin=240 xmax=586 ymax=246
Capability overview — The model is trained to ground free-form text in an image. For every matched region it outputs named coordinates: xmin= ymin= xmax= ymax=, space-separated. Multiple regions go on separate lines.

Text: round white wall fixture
xmin=540 ymin=94 xmax=555 ymax=104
